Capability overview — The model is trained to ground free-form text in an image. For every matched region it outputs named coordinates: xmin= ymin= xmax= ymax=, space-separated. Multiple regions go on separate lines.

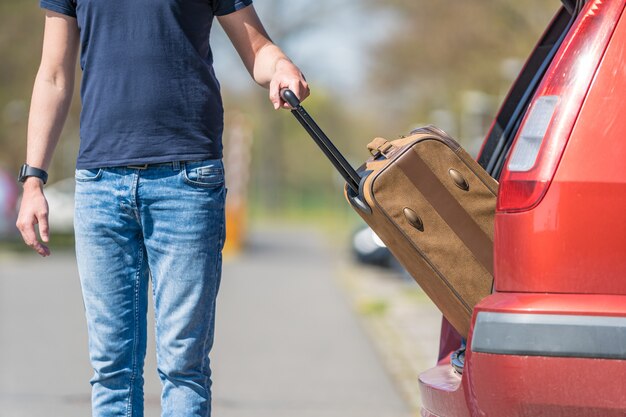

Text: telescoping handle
xmin=280 ymin=89 xmax=361 ymax=194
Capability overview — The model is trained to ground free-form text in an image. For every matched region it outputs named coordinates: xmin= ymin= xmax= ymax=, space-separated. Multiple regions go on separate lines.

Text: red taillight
xmin=497 ymin=0 xmax=625 ymax=213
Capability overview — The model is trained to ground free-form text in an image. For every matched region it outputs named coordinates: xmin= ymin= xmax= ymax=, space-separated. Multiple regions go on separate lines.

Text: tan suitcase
xmin=282 ymin=90 xmax=497 ymax=336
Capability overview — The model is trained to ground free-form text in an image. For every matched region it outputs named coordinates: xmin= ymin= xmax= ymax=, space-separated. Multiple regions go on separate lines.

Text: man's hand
xmin=268 ymin=58 xmax=309 ymax=110
xmin=217 ymin=5 xmax=310 ymax=110
xmin=16 ymin=178 xmax=51 ymax=257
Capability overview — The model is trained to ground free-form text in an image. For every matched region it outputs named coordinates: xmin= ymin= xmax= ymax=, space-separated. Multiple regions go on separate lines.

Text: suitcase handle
xmin=280 ymin=89 xmax=362 ymax=194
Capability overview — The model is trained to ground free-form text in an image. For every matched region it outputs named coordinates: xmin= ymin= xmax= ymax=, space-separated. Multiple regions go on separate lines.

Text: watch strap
xmin=19 ymin=164 xmax=48 ymax=184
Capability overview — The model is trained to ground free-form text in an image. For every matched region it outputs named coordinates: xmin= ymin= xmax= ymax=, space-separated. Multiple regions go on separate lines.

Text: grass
xmin=357 ymin=298 xmax=390 ymax=316
xmin=248 ymin=201 xmax=362 ymax=246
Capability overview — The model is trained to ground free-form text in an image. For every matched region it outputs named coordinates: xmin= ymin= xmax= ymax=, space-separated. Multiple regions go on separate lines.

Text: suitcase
xmin=281 ymin=89 xmax=497 ymax=336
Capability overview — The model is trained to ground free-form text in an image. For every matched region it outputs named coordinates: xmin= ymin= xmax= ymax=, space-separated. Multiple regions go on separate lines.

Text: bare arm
xmin=217 ymin=5 xmax=309 ymax=109
xmin=16 ymin=11 xmax=79 ymax=257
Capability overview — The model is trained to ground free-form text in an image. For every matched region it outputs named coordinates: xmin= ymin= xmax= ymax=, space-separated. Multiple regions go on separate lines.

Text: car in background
xmin=45 ymin=177 xmax=75 ymax=234
xmin=420 ymin=1 xmax=626 ymax=416
xmin=351 ymin=224 xmax=408 ymax=275
xmin=351 ymin=225 xmax=394 ymax=267
xmin=0 ymin=168 xmax=19 ymax=238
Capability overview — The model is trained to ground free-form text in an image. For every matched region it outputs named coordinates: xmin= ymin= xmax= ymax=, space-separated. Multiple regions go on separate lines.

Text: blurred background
xmin=0 ymin=0 xmax=557 ymax=416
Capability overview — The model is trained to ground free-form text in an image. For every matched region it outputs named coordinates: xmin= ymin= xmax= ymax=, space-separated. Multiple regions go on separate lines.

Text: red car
xmin=420 ymin=0 xmax=626 ymax=416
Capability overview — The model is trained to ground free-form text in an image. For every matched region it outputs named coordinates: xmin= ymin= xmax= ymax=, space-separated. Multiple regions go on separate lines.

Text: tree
xmin=364 ymin=0 xmax=558 ymax=137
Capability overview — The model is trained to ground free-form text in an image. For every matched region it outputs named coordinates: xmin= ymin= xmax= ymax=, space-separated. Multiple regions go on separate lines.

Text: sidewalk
xmin=0 ymin=227 xmax=414 ymax=417
xmin=337 ymin=259 xmax=442 ymax=412
xmin=212 ymin=227 xmax=413 ymax=417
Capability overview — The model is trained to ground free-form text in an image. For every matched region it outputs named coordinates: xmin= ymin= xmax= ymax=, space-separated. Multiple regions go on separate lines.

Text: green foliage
xmin=0 ymin=1 xmax=44 ymax=170
xmin=0 ymin=0 xmax=560 ymax=227
xmin=0 ymin=1 xmax=81 ymax=179
xmin=358 ymin=298 xmax=390 ymax=316
xmin=364 ymin=0 xmax=558 ymax=135
xmin=223 ymin=87 xmax=375 ymax=225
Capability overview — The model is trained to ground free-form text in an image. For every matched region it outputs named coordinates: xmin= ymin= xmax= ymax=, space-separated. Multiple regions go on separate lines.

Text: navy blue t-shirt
xmin=40 ymin=0 xmax=253 ymax=169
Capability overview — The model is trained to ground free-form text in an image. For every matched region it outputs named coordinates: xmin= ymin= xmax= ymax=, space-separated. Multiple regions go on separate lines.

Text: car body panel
xmin=419 ymin=365 xmax=470 ymax=417
xmin=495 ymin=6 xmax=626 ymax=293
xmin=464 ymin=293 xmax=626 ymax=416
xmin=420 ymin=1 xmax=626 ymax=415
xmin=466 ymin=353 xmax=626 ymax=417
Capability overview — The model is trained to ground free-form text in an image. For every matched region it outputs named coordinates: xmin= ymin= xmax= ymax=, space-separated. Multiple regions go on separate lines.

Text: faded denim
xmin=74 ymin=160 xmax=226 ymax=417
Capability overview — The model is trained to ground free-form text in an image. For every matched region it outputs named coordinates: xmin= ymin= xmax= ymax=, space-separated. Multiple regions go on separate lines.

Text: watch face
xmin=18 ymin=164 xmax=28 ymax=183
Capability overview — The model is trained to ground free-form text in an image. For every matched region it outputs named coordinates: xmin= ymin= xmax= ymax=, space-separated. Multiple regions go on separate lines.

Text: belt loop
xmin=173 ymin=161 xmax=181 ymax=171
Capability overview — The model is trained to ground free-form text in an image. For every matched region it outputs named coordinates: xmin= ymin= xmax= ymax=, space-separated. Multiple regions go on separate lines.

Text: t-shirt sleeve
xmin=213 ymin=0 xmax=253 ymax=17
xmin=40 ymin=0 xmax=77 ymax=18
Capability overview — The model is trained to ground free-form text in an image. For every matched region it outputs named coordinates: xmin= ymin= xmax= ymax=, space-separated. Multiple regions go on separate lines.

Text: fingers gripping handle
xmin=280 ymin=89 xmax=362 ymax=195
xmin=280 ymin=88 xmax=301 ymax=109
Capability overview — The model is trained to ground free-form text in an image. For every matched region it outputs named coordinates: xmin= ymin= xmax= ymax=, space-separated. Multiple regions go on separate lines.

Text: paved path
xmin=0 ymin=228 xmax=412 ymax=417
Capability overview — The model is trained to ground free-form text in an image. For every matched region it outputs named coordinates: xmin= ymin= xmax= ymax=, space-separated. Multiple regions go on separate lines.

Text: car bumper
xmin=465 ymin=292 xmax=626 ymax=416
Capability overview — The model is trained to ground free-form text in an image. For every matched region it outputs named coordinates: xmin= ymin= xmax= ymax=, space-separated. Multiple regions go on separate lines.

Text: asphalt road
xmin=0 ymin=228 xmax=412 ymax=417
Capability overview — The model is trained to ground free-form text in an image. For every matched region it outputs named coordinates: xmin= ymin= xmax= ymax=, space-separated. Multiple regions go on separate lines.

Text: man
xmin=15 ymin=1 xmax=309 ymax=416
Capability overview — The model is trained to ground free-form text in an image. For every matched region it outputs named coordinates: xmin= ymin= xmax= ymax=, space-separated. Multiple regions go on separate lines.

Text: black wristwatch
xmin=18 ymin=164 xmax=48 ymax=185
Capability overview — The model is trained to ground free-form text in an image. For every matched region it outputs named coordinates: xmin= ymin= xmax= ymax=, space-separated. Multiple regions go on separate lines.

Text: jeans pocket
xmin=75 ymin=168 xmax=103 ymax=182
xmin=182 ymin=159 xmax=225 ymax=188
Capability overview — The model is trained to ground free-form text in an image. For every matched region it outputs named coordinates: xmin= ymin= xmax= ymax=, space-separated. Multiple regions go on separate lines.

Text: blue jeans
xmin=74 ymin=160 xmax=226 ymax=417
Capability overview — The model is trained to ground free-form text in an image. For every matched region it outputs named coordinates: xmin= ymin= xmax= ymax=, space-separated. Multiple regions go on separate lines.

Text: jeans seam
xmin=126 ymin=242 xmax=144 ymax=417
xmin=151 ymin=270 xmax=160 ymax=389
xmin=199 ymin=262 xmax=214 ymax=397
xmin=131 ymin=171 xmax=141 ymax=223
xmin=200 ymin=216 xmax=225 ymax=397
